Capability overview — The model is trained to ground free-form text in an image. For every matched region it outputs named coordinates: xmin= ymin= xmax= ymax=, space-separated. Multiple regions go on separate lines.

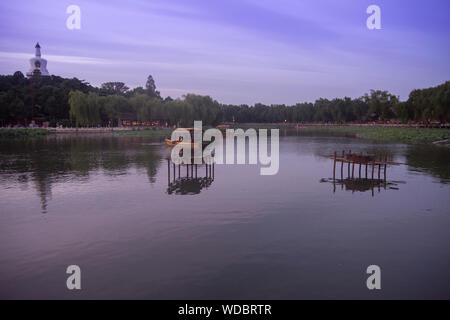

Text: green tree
xmin=68 ymin=90 xmax=86 ymax=127
xmin=145 ymin=75 xmax=161 ymax=99
xmin=100 ymin=82 xmax=129 ymax=96
xmin=363 ymin=90 xmax=398 ymax=121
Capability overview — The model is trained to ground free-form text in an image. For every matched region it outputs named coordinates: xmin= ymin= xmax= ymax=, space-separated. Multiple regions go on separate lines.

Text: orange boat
xmin=165 ymin=128 xmax=203 ymax=147
xmin=165 ymin=138 xmax=180 ymax=146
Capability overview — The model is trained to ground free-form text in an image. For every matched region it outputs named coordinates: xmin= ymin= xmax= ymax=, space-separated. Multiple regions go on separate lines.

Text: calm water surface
xmin=0 ymin=132 xmax=449 ymax=299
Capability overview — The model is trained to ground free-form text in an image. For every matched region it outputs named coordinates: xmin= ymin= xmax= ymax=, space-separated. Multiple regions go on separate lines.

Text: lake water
xmin=0 ymin=132 xmax=449 ymax=299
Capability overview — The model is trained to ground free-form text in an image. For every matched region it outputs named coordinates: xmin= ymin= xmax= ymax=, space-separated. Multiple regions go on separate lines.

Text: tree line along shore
xmin=1 ymin=71 xmax=449 ymax=127
xmin=0 ymin=71 xmax=448 ymax=144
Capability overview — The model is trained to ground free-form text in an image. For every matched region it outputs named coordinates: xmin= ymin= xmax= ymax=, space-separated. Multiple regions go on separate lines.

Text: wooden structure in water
xmin=321 ymin=150 xmax=402 ymax=197
xmin=167 ymin=158 xmax=215 ymax=194
xmin=322 ymin=150 xmax=401 ymax=181
xmin=166 ymin=134 xmax=215 ymax=185
xmin=167 ymin=159 xmax=215 ymax=181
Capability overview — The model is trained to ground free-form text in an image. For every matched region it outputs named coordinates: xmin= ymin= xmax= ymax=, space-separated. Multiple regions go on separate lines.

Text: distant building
xmin=26 ymin=42 xmax=50 ymax=77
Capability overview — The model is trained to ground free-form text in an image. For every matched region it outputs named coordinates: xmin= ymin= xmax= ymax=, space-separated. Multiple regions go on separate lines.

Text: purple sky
xmin=0 ymin=0 xmax=449 ymax=104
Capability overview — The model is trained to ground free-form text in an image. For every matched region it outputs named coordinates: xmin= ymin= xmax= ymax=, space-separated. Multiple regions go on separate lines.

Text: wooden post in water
xmin=384 ymin=153 xmax=387 ymax=181
xmin=213 ymin=162 xmax=215 ymax=179
xmin=378 ymin=155 xmax=381 ymax=179
xmin=365 ymin=160 xmax=368 ymax=179
xmin=167 ymin=159 xmax=170 ymax=183
xmin=359 ymin=162 xmax=361 ymax=179
xmin=173 ymin=163 xmax=176 ymax=180
xmin=195 ymin=164 xmax=198 ymax=178
xmin=347 ymin=150 xmax=351 ymax=177
xmin=178 ymin=164 xmax=180 ymax=178
xmin=341 ymin=150 xmax=344 ymax=179
xmin=371 ymin=158 xmax=375 ymax=180
xmin=205 ymin=164 xmax=208 ymax=178
xmin=351 ymin=161 xmax=355 ymax=179
xmin=333 ymin=151 xmax=336 ymax=180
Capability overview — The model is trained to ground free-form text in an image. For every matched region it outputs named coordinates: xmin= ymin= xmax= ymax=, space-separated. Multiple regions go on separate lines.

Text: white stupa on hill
xmin=26 ymin=42 xmax=50 ymax=77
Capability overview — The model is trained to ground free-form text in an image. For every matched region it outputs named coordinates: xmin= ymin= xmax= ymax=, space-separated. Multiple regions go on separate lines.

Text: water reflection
xmin=0 ymin=135 xmax=164 ymax=213
xmin=320 ymin=177 xmax=405 ymax=196
xmin=166 ymin=160 xmax=215 ymax=195
xmin=287 ymin=128 xmax=450 ymax=184
xmin=0 ymin=134 xmax=449 ymax=213
xmin=405 ymin=145 xmax=450 ymax=183
xmin=167 ymin=177 xmax=214 ymax=195
xmin=1 ymin=134 xmax=450 ymax=299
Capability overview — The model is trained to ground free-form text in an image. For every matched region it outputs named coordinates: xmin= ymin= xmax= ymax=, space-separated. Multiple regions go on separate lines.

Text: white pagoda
xmin=27 ymin=42 xmax=50 ymax=77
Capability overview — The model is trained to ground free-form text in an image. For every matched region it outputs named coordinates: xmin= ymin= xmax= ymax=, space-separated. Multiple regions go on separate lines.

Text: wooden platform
xmin=321 ymin=153 xmax=402 ymax=166
xmin=322 ymin=150 xmax=402 ymax=181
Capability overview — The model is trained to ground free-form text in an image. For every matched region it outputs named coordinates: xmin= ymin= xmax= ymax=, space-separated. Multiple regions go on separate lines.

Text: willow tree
xmin=69 ymin=90 xmax=86 ymax=127
xmin=130 ymin=94 xmax=152 ymax=122
xmin=69 ymin=91 xmax=101 ymax=127
xmin=86 ymin=92 xmax=101 ymax=126
xmin=103 ymin=94 xmax=128 ymax=124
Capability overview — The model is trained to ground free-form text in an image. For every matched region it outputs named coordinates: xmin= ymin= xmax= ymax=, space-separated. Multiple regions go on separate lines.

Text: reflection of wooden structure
xmin=339 ymin=178 xmax=381 ymax=192
xmin=167 ymin=177 xmax=214 ymax=195
xmin=322 ymin=150 xmax=401 ymax=181
xmin=320 ymin=177 xmax=403 ymax=197
xmin=167 ymin=159 xmax=215 ymax=195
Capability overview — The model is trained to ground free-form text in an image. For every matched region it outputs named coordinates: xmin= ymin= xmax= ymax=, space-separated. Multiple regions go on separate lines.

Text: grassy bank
xmin=112 ymin=128 xmax=171 ymax=137
xmin=297 ymin=126 xmax=450 ymax=144
xmin=0 ymin=128 xmax=49 ymax=138
xmin=96 ymin=125 xmax=450 ymax=145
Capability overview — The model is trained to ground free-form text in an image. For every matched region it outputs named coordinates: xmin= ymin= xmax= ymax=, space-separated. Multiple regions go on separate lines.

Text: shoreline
xmin=1 ymin=124 xmax=449 ymax=145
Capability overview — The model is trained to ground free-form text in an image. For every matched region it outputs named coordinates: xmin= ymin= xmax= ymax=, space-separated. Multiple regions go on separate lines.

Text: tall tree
xmin=100 ymin=82 xmax=129 ymax=96
xmin=145 ymin=75 xmax=161 ymax=99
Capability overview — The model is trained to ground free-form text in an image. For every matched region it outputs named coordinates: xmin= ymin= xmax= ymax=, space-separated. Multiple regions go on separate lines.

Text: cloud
xmin=0 ymin=52 xmax=114 ymax=65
